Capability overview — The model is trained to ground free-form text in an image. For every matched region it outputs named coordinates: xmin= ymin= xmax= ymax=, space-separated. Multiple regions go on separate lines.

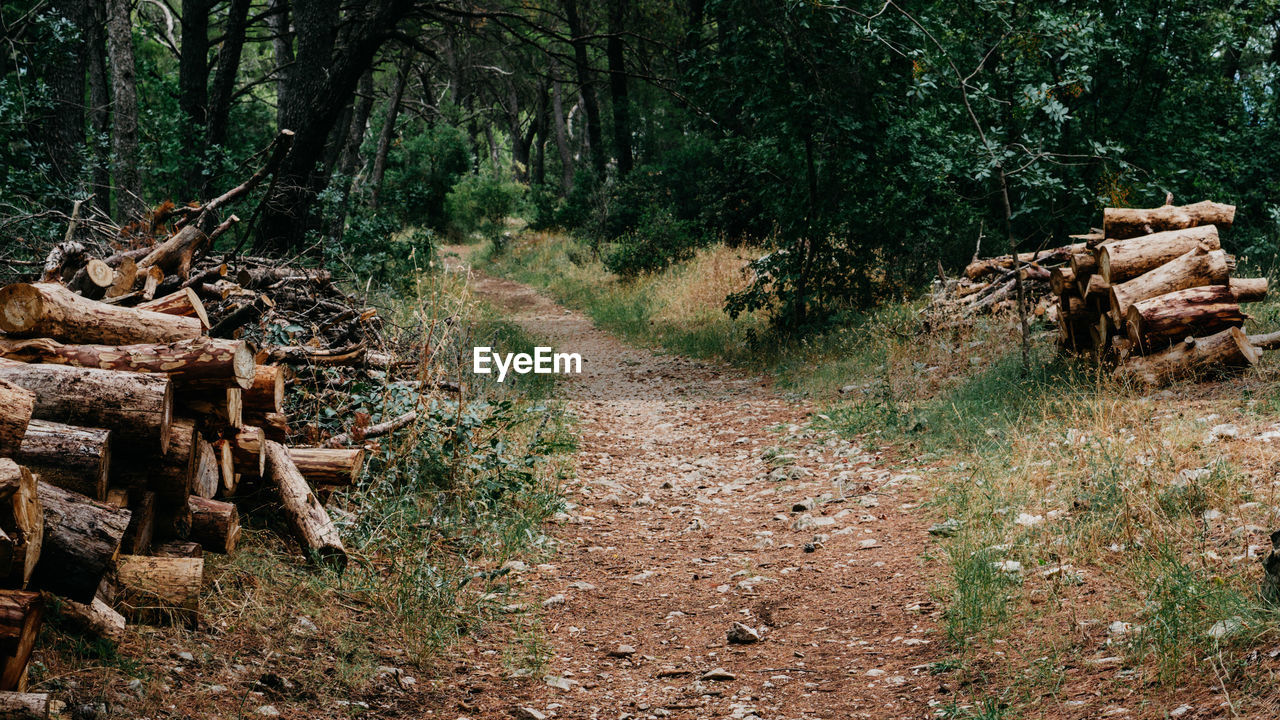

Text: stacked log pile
xmin=0 ymin=138 xmax=419 ymax=711
xmin=924 ymin=238 xmax=1094 ymax=326
xmin=1048 ymin=200 xmax=1274 ymax=385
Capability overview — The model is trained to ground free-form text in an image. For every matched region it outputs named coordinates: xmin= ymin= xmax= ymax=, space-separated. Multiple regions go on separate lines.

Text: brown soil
xmin=440 ymin=249 xmax=945 ymax=719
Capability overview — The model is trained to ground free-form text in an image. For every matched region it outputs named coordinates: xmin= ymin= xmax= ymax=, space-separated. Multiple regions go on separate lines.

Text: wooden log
xmin=1125 ymin=285 xmax=1248 ymax=351
xmin=1050 ymin=266 xmax=1077 ymax=296
xmin=0 ymin=692 xmax=48 ymax=719
xmin=244 ymin=365 xmax=284 ymax=413
xmin=191 ymin=437 xmax=220 ymax=499
xmin=250 ymin=412 xmax=291 ymax=443
xmin=229 ymin=426 xmax=265 ymax=477
xmin=152 ymin=540 xmax=202 ymax=559
xmin=1116 ymin=327 xmax=1261 ymax=387
xmin=1097 ymin=225 xmax=1220 ymax=284
xmin=237 ymin=266 xmax=332 ymax=289
xmin=212 ymin=438 xmax=237 ymax=494
xmin=1078 ymin=273 xmax=1110 ymax=303
xmin=12 ymin=421 xmax=110 ymax=500
xmin=114 ymin=555 xmax=202 ymax=626
xmin=136 ymin=225 xmax=209 ymax=279
xmin=0 ymin=382 xmax=34 ymax=457
xmin=1109 ymin=245 xmax=1230 ymax=321
xmin=0 ymin=591 xmax=41 ymax=692
xmin=51 ymin=594 xmax=125 ymax=644
xmin=0 ymin=283 xmax=202 ymax=344
xmin=1070 ymin=251 xmax=1097 ymax=279
xmin=288 ymin=448 xmax=365 ymax=486
xmin=0 ymin=463 xmax=40 ymax=589
xmin=68 ymin=258 xmax=114 ymax=299
xmin=1230 ymin=277 xmax=1268 ymax=303
xmin=135 ymin=287 xmax=211 ymax=330
xmin=141 ymin=266 xmax=164 ymax=301
xmin=0 ymin=337 xmax=254 ymax=390
xmin=187 ymin=496 xmax=239 ymax=554
xmin=30 ymin=482 xmax=130 ymax=603
xmin=155 ymin=496 xmax=192 ymax=541
xmin=111 ymin=417 xmax=196 ymax=499
xmin=121 ymin=491 xmax=156 ymax=555
xmin=104 ymin=257 xmax=137 ymax=299
xmin=0 ymin=362 xmax=173 ymax=452
xmin=325 ymin=411 xmax=415 ymax=448
xmin=1103 ymin=201 xmax=1236 ymax=240
xmin=177 ymin=388 xmax=242 ymax=428
xmin=264 ymin=441 xmax=346 ymax=567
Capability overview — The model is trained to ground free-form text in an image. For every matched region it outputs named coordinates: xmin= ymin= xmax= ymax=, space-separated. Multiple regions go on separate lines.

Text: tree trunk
xmin=45 ymin=0 xmax=88 ymax=190
xmin=249 ymin=412 xmax=291 ymax=442
xmin=1126 ymin=285 xmax=1247 ymax=351
xmin=0 ymin=283 xmax=202 ymax=344
xmin=136 ymin=226 xmax=210 ymax=279
xmin=1109 ymin=246 xmax=1230 ymax=320
xmin=212 ymin=438 xmax=237 ymax=494
xmin=52 ymin=595 xmax=124 ymax=644
xmin=1049 ymin=267 xmax=1076 ymax=297
xmin=178 ymin=0 xmax=211 ymax=197
xmin=1098 ymin=225 xmax=1220 ymax=284
xmin=1229 ymin=277 xmax=1268 ymax=303
xmin=267 ymin=0 xmax=294 ymax=128
xmin=564 ymin=0 xmax=604 ymax=175
xmin=1069 ymin=251 xmax=1097 ymax=279
xmin=106 ymin=0 xmax=142 ymax=220
xmin=114 ymin=555 xmax=202 ymax=626
xmin=111 ymin=417 xmax=196 ymax=499
xmin=0 ymin=591 xmax=42 ymax=692
xmin=368 ymin=52 xmax=412 ymax=208
xmin=188 ymin=496 xmax=239 ymax=554
xmin=0 ymin=463 xmax=41 ymax=591
xmin=1103 ymin=201 xmax=1236 ymax=240
xmin=0 ymin=383 xmax=34 ymax=457
xmin=244 ymin=365 xmax=285 ymax=413
xmin=87 ymin=0 xmax=111 ymax=216
xmin=206 ymin=0 xmax=252 ymax=151
xmin=13 ymin=421 xmax=110 ymax=501
xmin=1116 ymin=327 xmax=1261 ymax=387
xmin=120 ymin=490 xmax=155 ymax=555
xmin=552 ymin=72 xmax=574 ymax=191
xmin=264 ymin=441 xmax=346 ymax=566
xmin=135 ymin=288 xmax=211 ymax=330
xmin=154 ymin=496 xmax=192 ymax=541
xmin=0 ymin=337 xmax=251 ymax=390
xmin=0 ymin=362 xmax=173 ymax=452
xmin=31 ymin=482 xmax=130 ymax=603
xmin=0 ymin=692 xmax=47 ymax=719
xmin=230 ymin=426 xmax=265 ymax=477
xmin=606 ymin=0 xmax=632 ymax=176
xmin=288 ymin=448 xmax=365 ymax=486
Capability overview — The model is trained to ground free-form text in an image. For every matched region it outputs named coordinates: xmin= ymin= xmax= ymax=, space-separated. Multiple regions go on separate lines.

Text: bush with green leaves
xmin=381 ymin=123 xmax=472 ymax=229
xmin=445 ymin=171 xmax=525 ymax=250
xmin=603 ymin=206 xmax=701 ymax=276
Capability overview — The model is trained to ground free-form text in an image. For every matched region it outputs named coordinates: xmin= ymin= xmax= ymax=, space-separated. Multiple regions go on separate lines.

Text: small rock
xmin=727 ymin=622 xmax=761 ymax=645
xmin=608 ymin=644 xmax=636 ymax=658
xmin=1169 ymin=704 xmax=1194 ymax=718
xmin=257 ymin=707 xmax=280 ymax=717
xmin=928 ymin=519 xmax=961 ymax=537
xmin=544 ymin=675 xmax=574 ymax=691
xmin=858 ymin=538 xmax=879 ymax=549
xmin=294 ymin=615 xmax=319 ymax=634
xmin=700 ymin=667 xmax=736 ymax=681
xmin=791 ymin=498 xmax=814 ymax=513
xmin=514 ymin=707 xmax=547 ymax=720
xmin=1208 ymin=616 xmax=1242 ymax=640
xmin=865 ymin=668 xmax=886 ymax=677
xmin=176 ymin=651 xmax=194 ymax=662
xmin=541 ymin=594 xmax=567 ymax=608
xmin=568 ymin=581 xmax=596 ymax=591
xmin=1207 ymin=423 xmax=1239 ymax=442
xmin=991 ymin=560 xmax=1022 ymax=574
xmin=1014 ymin=513 xmax=1044 ymax=527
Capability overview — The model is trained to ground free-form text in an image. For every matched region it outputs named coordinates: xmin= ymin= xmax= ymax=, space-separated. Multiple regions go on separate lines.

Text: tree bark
xmin=564 ymin=0 xmax=604 ymax=175
xmin=13 ymin=421 xmax=110 ymax=501
xmin=368 ymin=52 xmax=412 ymax=208
xmin=136 ymin=226 xmax=210 ymax=279
xmin=154 ymin=496 xmax=192 ymax=541
xmin=0 ymin=463 xmax=41 ymax=591
xmin=1103 ymin=201 xmax=1236 ymax=240
xmin=552 ymin=71 xmax=574 ymax=191
xmin=1109 ymin=246 xmax=1230 ymax=320
xmin=114 ymin=555 xmax=202 ymax=626
xmin=212 ymin=438 xmax=237 ymax=494
xmin=45 ymin=0 xmax=88 ymax=190
xmin=288 ymin=448 xmax=365 ymax=486
xmin=0 ymin=283 xmax=202 ymax=344
xmin=1049 ymin=266 xmax=1076 ymax=297
xmin=606 ymin=0 xmax=632 ymax=175
xmin=0 ymin=692 xmax=47 ymax=719
xmin=178 ymin=0 xmax=212 ymax=197
xmin=248 ymin=412 xmax=291 ymax=442
xmin=206 ymin=0 xmax=252 ymax=152
xmin=31 ymin=482 xmax=130 ymax=603
xmin=1229 ymin=277 xmax=1268 ymax=303
xmin=0 ymin=383 xmax=34 ymax=457
xmin=0 ymin=337 xmax=251 ymax=390
xmin=0 ymin=591 xmax=42 ymax=692
xmin=106 ymin=0 xmax=143 ymax=220
xmin=264 ymin=441 xmax=345 ymax=566
xmin=111 ymin=417 xmax=196 ymax=499
xmin=136 ymin=288 xmax=211 ymax=330
xmin=176 ymin=387 xmax=242 ymax=428
xmin=52 ymin=595 xmax=124 ymax=644
xmin=244 ymin=365 xmax=285 ymax=413
xmin=1098 ymin=225 xmax=1220 ymax=284
xmin=1125 ymin=285 xmax=1248 ymax=351
xmin=0 ymin=362 xmax=173 ymax=452
xmin=188 ymin=496 xmax=239 ymax=554
xmin=191 ymin=437 xmax=220 ymax=499
xmin=120 ymin=490 xmax=155 ymax=555
xmin=1116 ymin=327 xmax=1261 ymax=387
xmin=152 ymin=540 xmax=202 ymax=558
xmin=229 ymin=426 xmax=265 ymax=477
xmin=87 ymin=0 xmax=112 ymax=216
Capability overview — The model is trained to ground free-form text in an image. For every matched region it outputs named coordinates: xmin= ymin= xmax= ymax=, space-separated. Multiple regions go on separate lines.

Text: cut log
xmin=177 ymin=387 xmax=242 ymax=428
xmin=288 ymin=448 xmax=365 ymax=486
xmin=154 ymin=495 xmax=192 ymax=541
xmin=1050 ymin=266 xmax=1077 ymax=296
xmin=12 ymin=421 xmax=110 ymax=500
xmin=0 ymin=382 xmax=34 ymax=457
xmin=1229 ymin=277 xmax=1268 ymax=303
xmin=1070 ymin=251 xmax=1098 ymax=279
xmin=69 ymin=258 xmax=114 ymax=299
xmin=121 ymin=491 xmax=156 ymax=555
xmin=250 ymin=412 xmax=291 ymax=443
xmin=0 ymin=462 xmax=40 ymax=589
xmin=188 ymin=496 xmax=239 ymax=554
xmin=0 ymin=591 xmax=41 ymax=692
xmin=0 ymin=283 xmax=202 ymax=344
xmin=1103 ymin=201 xmax=1236 ymax=240
xmin=0 ymin=362 xmax=173 ymax=452
xmin=191 ymin=437 xmax=220 ymax=499
xmin=136 ymin=225 xmax=209 ymax=279
xmin=1109 ymin=246 xmax=1230 ymax=321
xmin=1125 ymin=285 xmax=1248 ymax=351
xmin=152 ymin=540 xmax=202 ymax=559
xmin=0 ymin=692 xmax=48 ymax=719
xmin=1097 ymin=225 xmax=1220 ymax=284
xmin=264 ymin=441 xmax=346 ymax=567
xmin=141 ymin=266 xmax=164 ymax=301
xmin=1116 ymin=327 xmax=1261 ymax=387
xmin=229 ymin=426 xmax=266 ymax=477
xmin=1078 ymin=274 xmax=1110 ymax=304
xmin=105 ymin=257 xmax=137 ymax=299
xmin=244 ymin=365 xmax=285 ymax=413
xmin=0 ymin=337 xmax=254 ymax=390
xmin=30 ymin=482 xmax=130 ymax=603
xmin=325 ymin=411 xmax=415 ymax=448
xmin=111 ymin=417 xmax=196 ymax=499
xmin=237 ymin=266 xmax=332 ymax=289
xmin=135 ymin=287 xmax=210 ymax=330
xmin=212 ymin=438 xmax=237 ymax=494
xmin=114 ymin=555 xmax=202 ymax=626
xmin=51 ymin=595 xmax=125 ymax=644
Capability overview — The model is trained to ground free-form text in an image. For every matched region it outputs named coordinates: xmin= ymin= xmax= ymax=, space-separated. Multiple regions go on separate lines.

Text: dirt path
xmin=443 ymin=249 xmax=944 ymax=719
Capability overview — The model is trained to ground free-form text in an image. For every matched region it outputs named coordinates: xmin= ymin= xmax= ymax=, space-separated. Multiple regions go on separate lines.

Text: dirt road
xmin=444 ymin=250 xmax=943 ymax=719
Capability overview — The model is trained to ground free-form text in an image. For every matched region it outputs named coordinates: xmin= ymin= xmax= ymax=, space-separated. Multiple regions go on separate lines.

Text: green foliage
xmin=381 ymin=123 xmax=472 ymax=229
xmin=602 ymin=206 xmax=700 ymax=276
xmin=445 ymin=170 xmax=525 ymax=249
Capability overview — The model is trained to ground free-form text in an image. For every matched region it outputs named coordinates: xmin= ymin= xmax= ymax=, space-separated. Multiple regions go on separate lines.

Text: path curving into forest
xmin=442 ymin=247 xmax=943 ymax=719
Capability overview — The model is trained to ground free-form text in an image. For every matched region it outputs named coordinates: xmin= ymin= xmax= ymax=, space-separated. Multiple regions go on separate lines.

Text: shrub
xmin=603 ymin=206 xmax=700 ymax=276
xmin=381 ymin=123 xmax=472 ymax=229
xmin=445 ymin=171 xmax=525 ymax=251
